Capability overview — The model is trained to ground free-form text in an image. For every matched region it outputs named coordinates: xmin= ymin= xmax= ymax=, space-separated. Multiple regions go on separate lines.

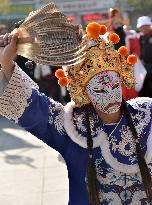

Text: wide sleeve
xmin=0 ymin=63 xmax=70 ymax=157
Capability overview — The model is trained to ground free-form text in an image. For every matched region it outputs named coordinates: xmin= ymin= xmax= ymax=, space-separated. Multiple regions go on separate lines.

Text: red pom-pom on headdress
xmin=109 ymin=33 xmax=120 ymax=44
xmin=86 ymin=22 xmax=101 ymax=38
xmin=127 ymin=54 xmax=137 ymax=65
xmin=100 ymin=25 xmax=107 ymax=35
xmin=55 ymin=68 xmax=70 ymax=87
xmin=55 ymin=69 xmax=65 ymax=79
xmin=58 ymin=77 xmax=69 ymax=87
xmin=118 ymin=46 xmax=128 ymax=57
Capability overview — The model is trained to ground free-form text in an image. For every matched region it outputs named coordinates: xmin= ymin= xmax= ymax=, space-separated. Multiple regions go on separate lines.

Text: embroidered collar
xmin=64 ymin=99 xmax=152 ymax=149
xmin=63 ymin=99 xmax=152 ymax=173
xmin=64 ymin=101 xmax=106 ymax=148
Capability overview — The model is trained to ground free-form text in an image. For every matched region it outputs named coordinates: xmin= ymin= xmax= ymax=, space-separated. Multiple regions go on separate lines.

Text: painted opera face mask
xmin=86 ymin=71 xmax=122 ymax=114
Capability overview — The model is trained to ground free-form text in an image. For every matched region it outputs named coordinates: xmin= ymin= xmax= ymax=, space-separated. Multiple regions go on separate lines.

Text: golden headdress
xmin=55 ymin=22 xmax=137 ymax=107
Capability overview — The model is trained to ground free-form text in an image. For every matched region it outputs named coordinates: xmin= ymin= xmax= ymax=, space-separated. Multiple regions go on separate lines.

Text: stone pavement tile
xmin=1 ymin=127 xmax=44 ymax=147
xmin=42 ymin=163 xmax=69 ymax=204
xmin=1 ymin=126 xmax=65 ymax=169
xmin=0 ymin=169 xmax=43 ymax=194
xmin=42 ymin=190 xmax=68 ymax=205
xmin=43 ymin=146 xmax=67 ymax=168
xmin=0 ymin=128 xmax=45 ymax=171
xmin=43 ymin=166 xmax=69 ymax=192
xmin=0 ymin=118 xmax=69 ymax=205
xmin=0 ymin=151 xmax=44 ymax=171
xmin=0 ymin=193 xmax=42 ymax=205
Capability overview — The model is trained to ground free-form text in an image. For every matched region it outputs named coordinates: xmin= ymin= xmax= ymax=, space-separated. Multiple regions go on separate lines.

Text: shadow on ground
xmin=0 ymin=117 xmax=42 ymax=168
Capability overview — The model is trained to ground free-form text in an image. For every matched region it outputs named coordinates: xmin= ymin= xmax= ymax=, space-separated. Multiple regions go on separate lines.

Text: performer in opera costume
xmin=0 ymin=16 xmax=152 ymax=205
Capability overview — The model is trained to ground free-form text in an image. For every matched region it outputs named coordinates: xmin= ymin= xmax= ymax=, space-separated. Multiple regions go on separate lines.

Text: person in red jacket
xmin=124 ymin=25 xmax=140 ymax=57
xmin=122 ymin=25 xmax=141 ymax=101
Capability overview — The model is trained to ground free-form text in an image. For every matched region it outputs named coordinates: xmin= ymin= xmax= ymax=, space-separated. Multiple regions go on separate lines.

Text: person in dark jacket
xmin=107 ymin=8 xmax=126 ymax=50
xmin=15 ymin=55 xmax=36 ymax=81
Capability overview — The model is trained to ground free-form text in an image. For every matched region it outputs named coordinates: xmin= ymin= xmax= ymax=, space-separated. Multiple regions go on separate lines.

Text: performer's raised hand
xmin=0 ymin=32 xmax=19 ymax=80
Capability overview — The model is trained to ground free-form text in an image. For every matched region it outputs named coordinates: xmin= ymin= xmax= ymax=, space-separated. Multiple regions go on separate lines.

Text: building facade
xmin=0 ymin=0 xmax=118 ymax=29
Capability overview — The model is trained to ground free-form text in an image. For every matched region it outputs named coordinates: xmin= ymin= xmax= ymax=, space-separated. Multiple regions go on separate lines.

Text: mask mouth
xmin=104 ymin=102 xmax=121 ymax=111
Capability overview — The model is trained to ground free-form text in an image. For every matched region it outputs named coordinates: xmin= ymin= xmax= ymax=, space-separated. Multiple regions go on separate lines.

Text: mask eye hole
xmin=112 ymin=83 xmax=119 ymax=90
xmin=93 ymin=88 xmax=106 ymax=94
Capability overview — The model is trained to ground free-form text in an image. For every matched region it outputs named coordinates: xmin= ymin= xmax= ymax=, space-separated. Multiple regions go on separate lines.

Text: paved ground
xmin=0 ymin=117 xmax=69 ymax=205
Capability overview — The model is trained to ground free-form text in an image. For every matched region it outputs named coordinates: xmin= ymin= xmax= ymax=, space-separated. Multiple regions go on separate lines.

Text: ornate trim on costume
xmin=100 ymin=123 xmax=152 ymax=174
xmin=145 ymin=126 xmax=152 ymax=163
xmin=0 ymin=63 xmax=38 ymax=123
xmin=130 ymin=191 xmax=148 ymax=205
xmin=100 ymin=191 xmax=122 ymax=204
xmin=48 ymin=99 xmax=65 ymax=134
xmin=99 ymin=190 xmax=148 ymax=205
xmin=100 ymin=140 xmax=139 ymax=174
xmin=0 ymin=70 xmax=8 ymax=95
xmin=64 ymin=101 xmax=106 ymax=148
xmin=64 ymin=101 xmax=152 ymax=174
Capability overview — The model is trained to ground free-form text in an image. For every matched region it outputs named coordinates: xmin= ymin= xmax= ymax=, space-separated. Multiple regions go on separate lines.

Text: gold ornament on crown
xmin=55 ymin=22 xmax=137 ymax=107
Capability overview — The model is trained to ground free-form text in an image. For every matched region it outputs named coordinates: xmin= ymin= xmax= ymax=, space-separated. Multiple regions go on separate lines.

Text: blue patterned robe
xmin=0 ymin=64 xmax=152 ymax=205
